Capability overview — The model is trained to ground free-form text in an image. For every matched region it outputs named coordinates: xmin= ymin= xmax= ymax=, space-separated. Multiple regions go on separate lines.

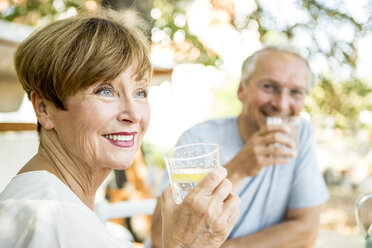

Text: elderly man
xmin=151 ymin=45 xmax=329 ymax=248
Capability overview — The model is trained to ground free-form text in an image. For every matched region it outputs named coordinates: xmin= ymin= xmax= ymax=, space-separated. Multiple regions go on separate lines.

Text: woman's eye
xmin=102 ymin=89 xmax=112 ymax=95
xmin=95 ymin=85 xmax=115 ymax=97
xmin=136 ymin=89 xmax=148 ymax=98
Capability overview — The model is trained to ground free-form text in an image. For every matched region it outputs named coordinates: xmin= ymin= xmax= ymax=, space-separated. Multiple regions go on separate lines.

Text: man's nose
xmin=272 ymin=90 xmax=290 ymax=113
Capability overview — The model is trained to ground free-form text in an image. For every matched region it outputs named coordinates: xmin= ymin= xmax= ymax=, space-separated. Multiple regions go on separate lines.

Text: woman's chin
xmin=105 ymin=159 xmax=134 ymax=170
xmin=97 ymin=153 xmax=137 ymax=170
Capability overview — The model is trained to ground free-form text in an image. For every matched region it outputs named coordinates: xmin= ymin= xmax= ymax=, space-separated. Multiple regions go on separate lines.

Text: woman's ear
xmin=30 ymin=91 xmax=55 ymax=130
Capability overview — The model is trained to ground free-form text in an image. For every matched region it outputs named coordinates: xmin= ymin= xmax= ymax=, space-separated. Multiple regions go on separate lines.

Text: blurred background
xmin=1 ymin=0 xmax=372 ymax=247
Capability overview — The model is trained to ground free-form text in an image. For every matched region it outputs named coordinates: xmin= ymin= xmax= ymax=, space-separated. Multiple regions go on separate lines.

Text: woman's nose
xmin=117 ymin=98 xmax=141 ymax=124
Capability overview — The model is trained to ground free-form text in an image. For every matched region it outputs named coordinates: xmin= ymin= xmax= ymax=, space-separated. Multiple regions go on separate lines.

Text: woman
xmin=0 ymin=9 xmax=240 ymax=248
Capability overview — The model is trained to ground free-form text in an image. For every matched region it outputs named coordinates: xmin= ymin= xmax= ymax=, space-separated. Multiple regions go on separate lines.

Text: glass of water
xmin=266 ymin=116 xmax=301 ymax=147
xmin=164 ymin=143 xmax=220 ymax=204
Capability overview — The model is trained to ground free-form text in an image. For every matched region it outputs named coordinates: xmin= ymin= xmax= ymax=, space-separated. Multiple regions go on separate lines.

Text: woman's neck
xmin=18 ymin=129 xmax=111 ymax=210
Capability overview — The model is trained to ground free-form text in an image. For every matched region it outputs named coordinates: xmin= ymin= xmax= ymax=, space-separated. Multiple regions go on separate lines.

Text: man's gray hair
xmin=241 ymin=45 xmax=314 ymax=93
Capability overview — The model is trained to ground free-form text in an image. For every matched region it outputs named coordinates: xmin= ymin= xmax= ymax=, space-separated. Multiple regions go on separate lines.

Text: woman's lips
xmin=103 ymin=132 xmax=137 ymax=148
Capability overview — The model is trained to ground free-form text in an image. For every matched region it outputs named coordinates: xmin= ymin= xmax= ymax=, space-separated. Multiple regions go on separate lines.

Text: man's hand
xmin=235 ymin=124 xmax=297 ymax=176
xmin=226 ymin=124 xmax=297 ymax=190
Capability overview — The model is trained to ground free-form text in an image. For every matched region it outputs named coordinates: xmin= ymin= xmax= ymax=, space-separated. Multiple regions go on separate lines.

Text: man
xmin=151 ymin=45 xmax=329 ymax=247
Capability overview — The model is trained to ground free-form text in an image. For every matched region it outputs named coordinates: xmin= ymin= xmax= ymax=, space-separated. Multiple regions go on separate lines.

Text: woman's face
xmin=51 ymin=66 xmax=150 ymax=170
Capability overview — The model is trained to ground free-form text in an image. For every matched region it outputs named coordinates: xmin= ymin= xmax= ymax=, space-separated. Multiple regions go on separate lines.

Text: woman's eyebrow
xmin=137 ymin=79 xmax=150 ymax=88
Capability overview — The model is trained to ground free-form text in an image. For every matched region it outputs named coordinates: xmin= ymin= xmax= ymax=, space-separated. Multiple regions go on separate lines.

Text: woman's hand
xmin=161 ymin=167 xmax=241 ymax=248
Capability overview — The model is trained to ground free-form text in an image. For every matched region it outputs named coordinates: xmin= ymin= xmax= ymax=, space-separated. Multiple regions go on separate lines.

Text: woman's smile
xmin=103 ymin=132 xmax=137 ymax=148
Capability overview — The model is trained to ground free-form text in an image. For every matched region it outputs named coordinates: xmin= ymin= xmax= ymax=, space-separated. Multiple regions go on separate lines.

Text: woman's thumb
xmin=161 ymin=185 xmax=175 ymax=211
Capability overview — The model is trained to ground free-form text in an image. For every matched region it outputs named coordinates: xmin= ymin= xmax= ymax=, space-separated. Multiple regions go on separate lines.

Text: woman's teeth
xmin=104 ymin=134 xmax=133 ymax=141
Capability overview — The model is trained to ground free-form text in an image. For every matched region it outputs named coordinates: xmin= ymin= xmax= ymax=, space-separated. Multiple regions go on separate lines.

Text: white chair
xmin=95 ymin=198 xmax=157 ymax=243
xmin=95 ymin=198 xmax=157 ymax=223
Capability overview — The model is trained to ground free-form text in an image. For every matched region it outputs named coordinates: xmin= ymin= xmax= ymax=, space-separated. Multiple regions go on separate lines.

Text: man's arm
xmin=221 ymin=205 xmax=322 ymax=248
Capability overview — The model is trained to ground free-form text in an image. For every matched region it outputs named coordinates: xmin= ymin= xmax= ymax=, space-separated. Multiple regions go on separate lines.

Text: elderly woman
xmin=0 ymin=10 xmax=240 ymax=248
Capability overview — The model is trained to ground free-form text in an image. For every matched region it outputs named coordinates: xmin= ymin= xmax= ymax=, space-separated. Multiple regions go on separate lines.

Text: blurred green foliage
xmin=306 ymin=78 xmax=372 ymax=132
xmin=141 ymin=142 xmax=165 ymax=168
xmin=151 ymin=0 xmax=219 ymax=65
xmin=2 ymin=0 xmax=372 ymax=166
xmin=0 ymin=0 xmax=82 ymax=25
xmin=211 ymin=76 xmax=241 ymax=118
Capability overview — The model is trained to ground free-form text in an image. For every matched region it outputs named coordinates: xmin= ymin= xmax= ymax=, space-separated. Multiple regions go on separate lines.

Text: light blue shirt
xmin=160 ymin=116 xmax=329 ymax=239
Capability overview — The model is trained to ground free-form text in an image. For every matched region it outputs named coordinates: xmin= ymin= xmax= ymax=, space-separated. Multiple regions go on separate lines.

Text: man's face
xmin=238 ymin=50 xmax=309 ymax=133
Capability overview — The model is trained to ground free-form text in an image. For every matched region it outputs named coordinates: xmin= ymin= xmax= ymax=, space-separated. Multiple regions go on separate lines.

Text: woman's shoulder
xmin=0 ymin=172 xmax=64 ymax=247
xmin=1 ymin=171 xmax=68 ymax=201
xmin=0 ymin=170 xmax=88 ymax=230
xmin=0 ymin=171 xmax=133 ymax=248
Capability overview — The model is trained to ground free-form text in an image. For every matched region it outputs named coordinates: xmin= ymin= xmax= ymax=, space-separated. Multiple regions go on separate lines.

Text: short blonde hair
xmin=15 ymin=9 xmax=152 ymax=132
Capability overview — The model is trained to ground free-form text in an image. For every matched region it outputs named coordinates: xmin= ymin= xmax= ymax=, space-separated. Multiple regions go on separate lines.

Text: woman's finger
xmin=225 ymin=194 xmax=241 ymax=229
xmin=213 ymin=193 xmax=241 ymax=233
xmin=193 ymin=167 xmax=227 ymax=196
xmin=211 ymin=178 xmax=232 ymax=203
xmin=161 ymin=186 xmax=175 ymax=210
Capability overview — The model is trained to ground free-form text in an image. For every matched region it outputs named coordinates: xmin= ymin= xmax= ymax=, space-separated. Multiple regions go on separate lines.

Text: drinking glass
xmin=266 ymin=116 xmax=301 ymax=147
xmin=164 ymin=143 xmax=220 ymax=204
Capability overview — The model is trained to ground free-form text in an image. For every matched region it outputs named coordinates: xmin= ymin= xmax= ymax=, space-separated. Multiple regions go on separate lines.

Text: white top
xmin=0 ymin=171 xmax=134 ymax=248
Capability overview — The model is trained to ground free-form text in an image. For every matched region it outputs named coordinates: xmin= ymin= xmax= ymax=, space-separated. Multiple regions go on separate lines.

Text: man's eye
xmin=136 ymin=89 xmax=148 ymax=98
xmin=260 ymin=83 xmax=275 ymax=92
xmin=291 ymin=89 xmax=305 ymax=97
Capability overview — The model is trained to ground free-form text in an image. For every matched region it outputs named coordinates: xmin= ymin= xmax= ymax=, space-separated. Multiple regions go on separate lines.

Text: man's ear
xmin=30 ymin=91 xmax=55 ymax=130
xmin=237 ymin=81 xmax=245 ymax=102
